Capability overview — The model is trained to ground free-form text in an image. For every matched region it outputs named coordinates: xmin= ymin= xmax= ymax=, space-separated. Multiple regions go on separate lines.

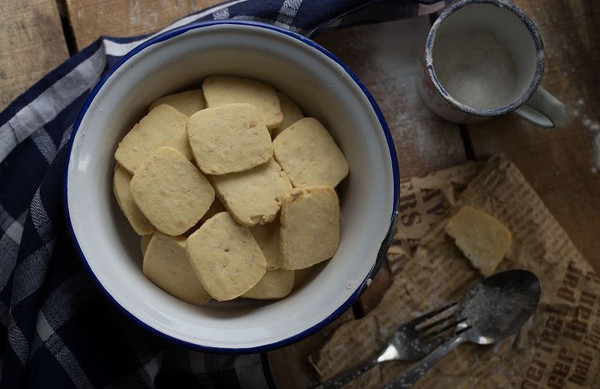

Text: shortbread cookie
xmin=140 ymin=234 xmax=152 ymax=256
xmin=143 ymin=233 xmax=211 ymax=305
xmin=243 ymin=269 xmax=294 ymax=299
xmin=149 ymin=89 xmax=205 ymax=116
xmin=113 ymin=165 xmax=155 ymax=235
xmin=280 ymin=186 xmax=340 ymax=270
xmin=210 ymin=159 xmax=293 ymax=227
xmin=184 ymin=197 xmax=227 ymax=237
xmin=202 ymin=76 xmax=283 ymax=129
xmin=273 ymin=117 xmax=348 ymax=188
xmin=294 ymin=267 xmax=314 ymax=288
xmin=200 ymin=198 xmax=227 ymax=224
xmin=186 ymin=212 xmax=267 ymax=301
xmin=445 ymin=206 xmax=511 ymax=277
xmin=187 ymin=103 xmax=272 ymax=175
xmin=250 ymin=218 xmax=280 ymax=270
xmin=271 ymin=92 xmax=304 ymax=138
xmin=130 ymin=147 xmax=215 ymax=236
xmin=115 ymin=104 xmax=192 ymax=173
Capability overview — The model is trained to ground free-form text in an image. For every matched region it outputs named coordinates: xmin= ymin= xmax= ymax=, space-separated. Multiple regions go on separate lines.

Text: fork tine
xmin=417 ymin=312 xmax=457 ymax=333
xmin=427 ymin=321 xmax=471 ymax=342
xmin=419 ymin=318 xmax=473 ymax=350
xmin=456 ymin=323 xmax=472 ymax=334
xmin=421 ymin=316 xmax=467 ymax=341
xmin=405 ymin=302 xmax=458 ymax=327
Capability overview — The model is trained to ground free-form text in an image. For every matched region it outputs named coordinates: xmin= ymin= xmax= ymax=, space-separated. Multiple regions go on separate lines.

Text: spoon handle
xmin=383 ymin=334 xmax=466 ymax=389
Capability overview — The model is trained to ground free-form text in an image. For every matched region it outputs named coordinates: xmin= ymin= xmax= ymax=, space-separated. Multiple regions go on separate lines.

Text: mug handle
xmin=514 ymin=87 xmax=568 ymax=128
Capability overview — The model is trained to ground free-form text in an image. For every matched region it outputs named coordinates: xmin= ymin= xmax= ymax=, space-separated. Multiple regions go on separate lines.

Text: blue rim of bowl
xmin=63 ymin=19 xmax=400 ymax=354
xmin=424 ymin=0 xmax=545 ymax=117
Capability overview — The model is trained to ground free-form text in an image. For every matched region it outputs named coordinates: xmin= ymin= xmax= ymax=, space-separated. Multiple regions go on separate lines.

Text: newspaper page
xmin=309 ymin=155 xmax=600 ymax=388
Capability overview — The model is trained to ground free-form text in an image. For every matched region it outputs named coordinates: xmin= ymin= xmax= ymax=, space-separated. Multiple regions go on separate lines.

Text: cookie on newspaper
xmin=130 ymin=147 xmax=215 ymax=236
xmin=210 ymin=158 xmax=293 ymax=227
xmin=114 ymin=104 xmax=192 ymax=173
xmin=149 ymin=89 xmax=205 ymax=116
xmin=280 ymin=186 xmax=340 ymax=270
xmin=113 ymin=165 xmax=155 ymax=236
xmin=187 ymin=103 xmax=272 ymax=175
xmin=444 ymin=205 xmax=512 ymax=277
xmin=143 ymin=232 xmax=211 ymax=305
xmin=273 ymin=117 xmax=348 ymax=188
xmin=186 ymin=212 xmax=267 ymax=301
xmin=202 ymin=75 xmax=283 ymax=129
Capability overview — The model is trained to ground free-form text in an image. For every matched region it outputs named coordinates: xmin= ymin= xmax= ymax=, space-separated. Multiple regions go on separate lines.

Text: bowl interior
xmin=66 ymin=22 xmax=398 ymax=351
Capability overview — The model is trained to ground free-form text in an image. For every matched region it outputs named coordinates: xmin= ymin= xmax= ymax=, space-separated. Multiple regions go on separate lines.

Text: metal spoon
xmin=385 ymin=269 xmax=541 ymax=389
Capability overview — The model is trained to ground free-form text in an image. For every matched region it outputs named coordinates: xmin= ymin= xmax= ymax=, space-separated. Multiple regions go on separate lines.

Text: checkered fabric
xmin=0 ymin=1 xmax=443 ymax=388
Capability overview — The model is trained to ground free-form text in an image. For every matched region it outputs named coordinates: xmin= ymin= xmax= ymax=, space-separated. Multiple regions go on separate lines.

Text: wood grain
xmin=315 ymin=16 xmax=467 ymax=179
xmin=0 ymin=0 xmax=69 ymax=111
xmin=466 ymin=0 xmax=600 ymax=271
xmin=64 ymin=0 xmax=223 ymax=50
xmin=267 ymin=309 xmax=356 ymax=389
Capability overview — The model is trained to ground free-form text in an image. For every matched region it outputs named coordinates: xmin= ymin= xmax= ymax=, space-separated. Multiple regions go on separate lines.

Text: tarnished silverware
xmin=312 ymin=302 xmax=464 ymax=389
xmin=385 ymin=269 xmax=541 ymax=389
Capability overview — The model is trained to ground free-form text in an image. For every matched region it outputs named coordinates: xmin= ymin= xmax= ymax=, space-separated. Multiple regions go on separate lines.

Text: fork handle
xmin=312 ymin=357 xmax=381 ymax=389
xmin=383 ymin=334 xmax=465 ymax=389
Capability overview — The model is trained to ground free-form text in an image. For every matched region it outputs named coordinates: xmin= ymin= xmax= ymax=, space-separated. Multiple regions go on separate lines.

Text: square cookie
xmin=130 ymin=147 xmax=215 ymax=236
xmin=143 ymin=232 xmax=211 ymax=305
xmin=242 ymin=269 xmax=295 ymax=300
xmin=113 ymin=164 xmax=155 ymax=236
xmin=210 ymin=158 xmax=293 ymax=227
xmin=149 ymin=89 xmax=205 ymax=116
xmin=250 ymin=218 xmax=281 ymax=270
xmin=271 ymin=92 xmax=304 ymax=138
xmin=115 ymin=104 xmax=192 ymax=173
xmin=202 ymin=75 xmax=283 ymax=129
xmin=187 ymin=103 xmax=272 ymax=175
xmin=186 ymin=212 xmax=267 ymax=301
xmin=279 ymin=186 xmax=340 ymax=270
xmin=273 ymin=117 xmax=348 ymax=188
xmin=444 ymin=205 xmax=512 ymax=276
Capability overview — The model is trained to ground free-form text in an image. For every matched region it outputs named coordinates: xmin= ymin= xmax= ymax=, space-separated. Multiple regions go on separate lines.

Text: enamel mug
xmin=418 ymin=0 xmax=568 ymax=128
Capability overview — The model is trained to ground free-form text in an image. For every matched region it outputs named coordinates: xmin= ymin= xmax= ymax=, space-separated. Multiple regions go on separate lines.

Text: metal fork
xmin=312 ymin=302 xmax=466 ymax=389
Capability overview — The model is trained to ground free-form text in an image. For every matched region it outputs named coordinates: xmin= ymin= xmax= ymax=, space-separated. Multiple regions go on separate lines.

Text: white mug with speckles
xmin=418 ymin=0 xmax=568 ymax=128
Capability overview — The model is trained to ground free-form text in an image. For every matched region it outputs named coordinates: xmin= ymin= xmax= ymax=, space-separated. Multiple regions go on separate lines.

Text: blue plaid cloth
xmin=0 ymin=1 xmax=443 ymax=387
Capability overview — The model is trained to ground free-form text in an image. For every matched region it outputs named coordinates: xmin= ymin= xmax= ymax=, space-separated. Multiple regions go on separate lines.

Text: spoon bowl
xmin=459 ymin=269 xmax=541 ymax=344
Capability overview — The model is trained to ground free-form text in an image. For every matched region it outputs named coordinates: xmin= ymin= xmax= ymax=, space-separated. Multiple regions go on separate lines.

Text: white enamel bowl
xmin=65 ymin=21 xmax=399 ymax=352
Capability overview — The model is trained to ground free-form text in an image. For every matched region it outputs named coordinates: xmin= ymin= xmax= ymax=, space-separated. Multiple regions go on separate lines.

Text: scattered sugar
xmin=592 ymin=132 xmax=600 ymax=174
xmin=572 ymin=99 xmax=600 ymax=173
xmin=589 ymin=122 xmax=600 ymax=132
xmin=581 ymin=113 xmax=600 ymax=173
xmin=572 ymin=99 xmax=585 ymax=117
xmin=460 ymin=280 xmax=538 ymax=336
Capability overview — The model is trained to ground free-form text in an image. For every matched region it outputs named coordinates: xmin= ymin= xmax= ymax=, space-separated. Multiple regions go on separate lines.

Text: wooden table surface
xmin=2 ymin=1 xmax=598 ymax=388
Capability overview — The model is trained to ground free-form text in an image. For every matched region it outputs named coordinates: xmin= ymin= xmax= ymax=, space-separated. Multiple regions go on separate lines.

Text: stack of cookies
xmin=112 ymin=76 xmax=349 ymax=304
